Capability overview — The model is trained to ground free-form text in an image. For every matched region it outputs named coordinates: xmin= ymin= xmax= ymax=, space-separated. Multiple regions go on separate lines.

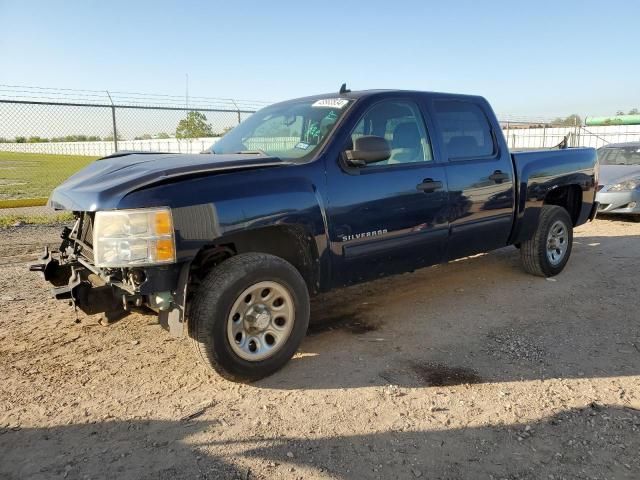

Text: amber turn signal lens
xmin=155 ymin=238 xmax=175 ymax=262
xmin=154 ymin=211 xmax=173 ymax=236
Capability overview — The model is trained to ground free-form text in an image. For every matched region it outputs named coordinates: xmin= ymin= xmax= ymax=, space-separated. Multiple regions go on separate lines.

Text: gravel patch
xmin=1 ymin=219 xmax=639 ymax=479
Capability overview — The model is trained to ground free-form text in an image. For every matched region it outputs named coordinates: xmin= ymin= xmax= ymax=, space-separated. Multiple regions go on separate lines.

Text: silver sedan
xmin=596 ymin=142 xmax=640 ymax=215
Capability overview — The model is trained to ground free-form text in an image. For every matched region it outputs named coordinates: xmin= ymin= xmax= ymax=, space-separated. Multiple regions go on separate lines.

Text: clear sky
xmin=1 ymin=0 xmax=639 ymax=119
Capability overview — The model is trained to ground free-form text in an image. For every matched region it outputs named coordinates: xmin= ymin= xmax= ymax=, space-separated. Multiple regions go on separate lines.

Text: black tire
xmin=189 ymin=253 xmax=310 ymax=382
xmin=520 ymin=205 xmax=573 ymax=277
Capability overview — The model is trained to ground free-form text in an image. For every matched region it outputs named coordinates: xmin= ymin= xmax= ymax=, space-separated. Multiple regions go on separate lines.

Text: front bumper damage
xmin=30 ymin=246 xmax=126 ymax=319
xmin=30 ymin=218 xmax=189 ymax=336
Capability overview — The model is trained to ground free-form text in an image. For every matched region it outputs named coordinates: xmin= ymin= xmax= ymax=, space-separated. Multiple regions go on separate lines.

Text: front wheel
xmin=520 ymin=205 xmax=573 ymax=277
xmin=189 ymin=253 xmax=310 ymax=382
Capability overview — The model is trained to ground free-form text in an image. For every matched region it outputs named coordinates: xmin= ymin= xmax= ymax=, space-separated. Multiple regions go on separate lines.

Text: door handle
xmin=488 ymin=170 xmax=509 ymax=183
xmin=416 ymin=178 xmax=443 ymax=193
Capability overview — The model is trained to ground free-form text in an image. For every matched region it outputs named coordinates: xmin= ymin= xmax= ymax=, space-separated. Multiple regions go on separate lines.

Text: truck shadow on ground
xmin=258 ymin=233 xmax=640 ymax=390
xmin=2 ymin=405 xmax=638 ymax=480
xmin=597 ymin=213 xmax=640 ymax=223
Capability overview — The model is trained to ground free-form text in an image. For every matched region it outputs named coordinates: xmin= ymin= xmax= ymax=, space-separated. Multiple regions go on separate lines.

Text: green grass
xmin=0 ymin=211 xmax=74 ymax=228
xmin=0 ymin=151 xmax=98 ymax=204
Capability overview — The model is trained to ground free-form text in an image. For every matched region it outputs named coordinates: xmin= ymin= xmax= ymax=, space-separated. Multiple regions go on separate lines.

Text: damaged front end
xmin=30 ymin=212 xmax=188 ymax=336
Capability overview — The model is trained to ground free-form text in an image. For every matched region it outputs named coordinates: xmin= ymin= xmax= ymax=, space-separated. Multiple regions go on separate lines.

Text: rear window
xmin=434 ymin=100 xmax=495 ymax=159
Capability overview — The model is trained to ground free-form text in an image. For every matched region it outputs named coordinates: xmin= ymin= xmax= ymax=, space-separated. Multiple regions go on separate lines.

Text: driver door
xmin=325 ymin=98 xmax=449 ymax=286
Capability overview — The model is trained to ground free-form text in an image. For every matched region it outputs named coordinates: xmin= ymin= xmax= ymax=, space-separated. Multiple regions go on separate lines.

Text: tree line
xmin=615 ymin=108 xmax=639 ymax=116
xmin=0 ymin=134 xmax=122 ymax=143
xmin=3 ymin=108 xmax=639 ymax=144
xmin=507 ymin=108 xmax=639 ymax=129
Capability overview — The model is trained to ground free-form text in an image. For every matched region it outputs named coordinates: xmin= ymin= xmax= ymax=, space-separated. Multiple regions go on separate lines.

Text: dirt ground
xmin=1 ymin=217 xmax=639 ymax=480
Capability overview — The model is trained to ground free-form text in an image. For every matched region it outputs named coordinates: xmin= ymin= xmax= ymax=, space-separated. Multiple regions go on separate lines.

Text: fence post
xmin=542 ymin=124 xmax=546 ymax=148
xmin=573 ymin=116 xmax=578 ymax=147
xmin=231 ymin=99 xmax=241 ymax=125
xmin=505 ymin=122 xmax=510 ymax=149
xmin=106 ymin=91 xmax=118 ymax=152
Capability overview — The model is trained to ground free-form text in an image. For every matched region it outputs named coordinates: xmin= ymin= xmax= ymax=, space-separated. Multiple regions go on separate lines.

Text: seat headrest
xmin=392 ymin=123 xmax=420 ymax=149
xmin=447 ymin=135 xmax=478 ymax=157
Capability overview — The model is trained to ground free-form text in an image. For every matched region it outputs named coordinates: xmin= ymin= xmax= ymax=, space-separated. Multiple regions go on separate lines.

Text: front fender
xmin=117 ymin=161 xmax=330 ymax=280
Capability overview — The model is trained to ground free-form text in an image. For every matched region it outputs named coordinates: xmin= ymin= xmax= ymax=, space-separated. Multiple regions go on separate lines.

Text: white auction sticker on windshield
xmin=312 ymin=98 xmax=349 ymax=109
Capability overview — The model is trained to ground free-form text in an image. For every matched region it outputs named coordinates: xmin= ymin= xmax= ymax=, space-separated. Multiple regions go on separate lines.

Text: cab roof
xmin=268 ymin=89 xmax=486 ymax=108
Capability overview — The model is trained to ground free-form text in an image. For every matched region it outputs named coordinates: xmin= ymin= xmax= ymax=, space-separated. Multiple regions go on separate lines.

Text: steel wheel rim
xmin=226 ymin=281 xmax=295 ymax=362
xmin=546 ymin=220 xmax=568 ymax=266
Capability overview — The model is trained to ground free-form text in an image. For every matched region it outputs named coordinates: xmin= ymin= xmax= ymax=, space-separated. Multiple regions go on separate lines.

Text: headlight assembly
xmin=607 ymin=178 xmax=640 ymax=192
xmin=93 ymin=208 xmax=176 ymax=267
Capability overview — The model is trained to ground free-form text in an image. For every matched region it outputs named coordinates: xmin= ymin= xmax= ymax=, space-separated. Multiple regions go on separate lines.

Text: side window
xmin=350 ymin=100 xmax=433 ymax=166
xmin=434 ymin=100 xmax=495 ymax=159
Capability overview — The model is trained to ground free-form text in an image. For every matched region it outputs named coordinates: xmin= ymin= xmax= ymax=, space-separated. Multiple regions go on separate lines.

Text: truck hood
xmin=599 ymin=164 xmax=640 ymax=186
xmin=49 ymin=152 xmax=287 ymax=211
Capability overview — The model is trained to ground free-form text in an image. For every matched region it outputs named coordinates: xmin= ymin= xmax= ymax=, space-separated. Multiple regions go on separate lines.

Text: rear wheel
xmin=189 ymin=253 xmax=310 ymax=381
xmin=520 ymin=205 xmax=573 ymax=277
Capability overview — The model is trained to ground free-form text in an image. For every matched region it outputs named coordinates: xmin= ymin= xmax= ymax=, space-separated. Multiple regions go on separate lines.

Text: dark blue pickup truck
xmin=33 ymin=88 xmax=599 ymax=380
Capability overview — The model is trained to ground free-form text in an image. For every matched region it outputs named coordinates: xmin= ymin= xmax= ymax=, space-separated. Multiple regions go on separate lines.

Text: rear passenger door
xmin=429 ymin=98 xmax=515 ymax=259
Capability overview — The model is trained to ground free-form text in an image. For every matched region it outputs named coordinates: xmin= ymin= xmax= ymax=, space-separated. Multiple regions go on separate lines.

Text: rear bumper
xmin=596 ymin=190 xmax=640 ymax=215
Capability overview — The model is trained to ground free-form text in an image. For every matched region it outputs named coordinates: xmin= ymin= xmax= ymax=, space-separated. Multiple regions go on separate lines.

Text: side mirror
xmin=345 ymin=135 xmax=391 ymax=166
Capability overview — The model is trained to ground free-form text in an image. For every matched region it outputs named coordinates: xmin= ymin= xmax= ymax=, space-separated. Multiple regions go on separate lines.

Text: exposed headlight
xmin=93 ymin=208 xmax=176 ymax=267
xmin=607 ymin=178 xmax=640 ymax=192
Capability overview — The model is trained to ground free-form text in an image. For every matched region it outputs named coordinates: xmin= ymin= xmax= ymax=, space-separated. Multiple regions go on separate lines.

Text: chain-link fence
xmin=0 ymin=93 xmax=259 ymax=208
xmin=502 ymin=121 xmax=640 ymax=150
xmin=2 ymin=86 xmax=640 ymax=215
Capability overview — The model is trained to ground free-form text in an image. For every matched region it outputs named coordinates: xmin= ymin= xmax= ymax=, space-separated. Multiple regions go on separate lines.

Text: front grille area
xmin=79 ymin=212 xmax=94 ymax=247
xmin=75 ymin=212 xmax=95 ymax=262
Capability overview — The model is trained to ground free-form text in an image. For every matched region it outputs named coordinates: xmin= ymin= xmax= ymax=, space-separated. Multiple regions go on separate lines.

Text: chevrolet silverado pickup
xmin=32 ymin=88 xmax=599 ymax=381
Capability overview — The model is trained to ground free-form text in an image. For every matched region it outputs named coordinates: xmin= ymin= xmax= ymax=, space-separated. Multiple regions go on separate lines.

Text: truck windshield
xmin=211 ymin=98 xmax=352 ymax=160
xmin=598 ymin=147 xmax=640 ymax=165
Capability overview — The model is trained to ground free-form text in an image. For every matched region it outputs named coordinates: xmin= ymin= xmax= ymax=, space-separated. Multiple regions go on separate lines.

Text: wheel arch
xmin=188 ymin=224 xmax=321 ymax=296
xmin=543 ymin=184 xmax=582 ymax=226
xmin=510 ymin=183 xmax=584 ymax=245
